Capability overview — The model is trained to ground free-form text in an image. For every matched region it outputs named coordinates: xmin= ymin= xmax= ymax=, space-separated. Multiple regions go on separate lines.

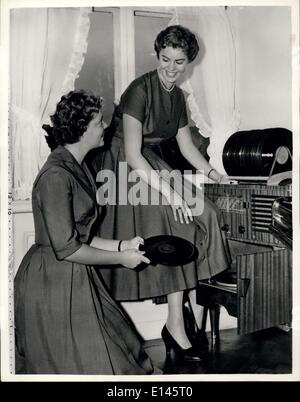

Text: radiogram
xmin=204 ymin=183 xmax=292 ymax=246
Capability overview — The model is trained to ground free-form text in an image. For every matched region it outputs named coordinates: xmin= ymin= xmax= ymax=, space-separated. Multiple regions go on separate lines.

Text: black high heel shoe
xmin=183 ymin=303 xmax=209 ymax=351
xmin=161 ymin=326 xmax=203 ymax=362
xmin=195 ymin=329 xmax=209 ymax=344
xmin=192 ymin=328 xmax=209 ymax=352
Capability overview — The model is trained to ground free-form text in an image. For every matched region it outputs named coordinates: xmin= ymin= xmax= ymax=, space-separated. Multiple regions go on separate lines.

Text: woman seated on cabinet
xmin=90 ymin=25 xmax=232 ymax=362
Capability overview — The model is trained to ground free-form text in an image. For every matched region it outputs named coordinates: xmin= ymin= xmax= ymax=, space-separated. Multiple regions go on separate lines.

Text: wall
xmin=232 ymin=6 xmax=292 ymax=131
xmin=123 ymin=300 xmax=237 ymax=341
xmin=12 ymin=205 xmax=35 ymax=274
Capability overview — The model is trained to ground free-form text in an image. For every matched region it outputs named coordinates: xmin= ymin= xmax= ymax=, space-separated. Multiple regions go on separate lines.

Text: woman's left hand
xmin=122 ymin=237 xmax=144 ymax=251
xmin=218 ymin=174 xmax=232 ymax=184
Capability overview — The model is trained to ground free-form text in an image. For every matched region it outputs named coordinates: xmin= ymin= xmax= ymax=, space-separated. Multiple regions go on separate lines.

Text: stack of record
xmin=223 ymin=128 xmax=292 ymax=177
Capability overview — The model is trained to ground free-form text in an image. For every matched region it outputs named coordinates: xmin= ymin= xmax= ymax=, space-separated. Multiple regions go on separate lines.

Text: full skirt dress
xmin=91 ymin=70 xmax=232 ymax=301
xmin=94 ymin=136 xmax=232 ymax=301
xmin=14 ymin=146 xmax=156 ymax=374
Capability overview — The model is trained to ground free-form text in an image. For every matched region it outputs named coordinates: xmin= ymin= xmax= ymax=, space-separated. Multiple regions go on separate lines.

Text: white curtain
xmin=10 ymin=7 xmax=91 ymax=200
xmin=172 ymin=7 xmax=240 ymax=173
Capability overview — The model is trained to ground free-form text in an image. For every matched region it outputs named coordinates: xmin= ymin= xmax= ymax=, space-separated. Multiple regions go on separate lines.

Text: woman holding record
xmin=14 ymin=90 xmax=158 ymax=374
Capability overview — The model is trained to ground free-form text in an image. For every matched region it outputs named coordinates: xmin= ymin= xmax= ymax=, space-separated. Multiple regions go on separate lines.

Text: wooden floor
xmin=144 ymin=327 xmax=292 ymax=375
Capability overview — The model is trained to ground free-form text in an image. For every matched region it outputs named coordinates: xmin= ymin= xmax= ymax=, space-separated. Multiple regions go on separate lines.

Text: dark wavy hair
xmin=154 ymin=25 xmax=199 ymax=63
xmin=43 ymin=90 xmax=102 ymax=151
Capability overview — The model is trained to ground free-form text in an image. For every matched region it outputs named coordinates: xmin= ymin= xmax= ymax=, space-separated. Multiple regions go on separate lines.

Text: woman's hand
xmin=218 ymin=174 xmax=231 ymax=184
xmin=122 ymin=236 xmax=144 ymax=251
xmin=208 ymin=169 xmax=230 ymax=184
xmin=168 ymin=190 xmax=193 ymax=224
xmin=120 ymin=249 xmax=150 ymax=269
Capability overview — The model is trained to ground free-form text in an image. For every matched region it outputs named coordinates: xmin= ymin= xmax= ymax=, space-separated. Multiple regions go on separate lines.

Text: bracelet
xmin=207 ymin=168 xmax=216 ymax=179
xmin=118 ymin=240 xmax=122 ymax=252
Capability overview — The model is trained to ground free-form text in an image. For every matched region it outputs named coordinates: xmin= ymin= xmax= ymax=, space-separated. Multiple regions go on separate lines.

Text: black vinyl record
xmin=141 ymin=235 xmax=199 ymax=266
xmin=222 ymin=128 xmax=292 ymax=177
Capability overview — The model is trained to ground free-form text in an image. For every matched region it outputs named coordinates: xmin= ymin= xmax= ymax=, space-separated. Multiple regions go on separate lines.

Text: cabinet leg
xmin=209 ymin=304 xmax=221 ymax=344
xmin=201 ymin=306 xmax=209 ymax=332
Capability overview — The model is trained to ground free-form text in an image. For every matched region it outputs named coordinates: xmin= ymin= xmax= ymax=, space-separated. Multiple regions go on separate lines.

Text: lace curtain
xmin=172 ymin=7 xmax=240 ymax=173
xmin=10 ymin=7 xmax=91 ymax=200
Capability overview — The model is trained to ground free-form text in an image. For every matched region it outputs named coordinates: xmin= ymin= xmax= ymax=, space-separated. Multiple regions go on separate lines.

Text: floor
xmin=144 ymin=327 xmax=292 ymax=375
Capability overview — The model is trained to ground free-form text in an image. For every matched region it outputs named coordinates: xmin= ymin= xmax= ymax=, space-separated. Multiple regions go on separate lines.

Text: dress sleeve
xmin=179 ymin=95 xmax=188 ymax=129
xmin=119 ymin=79 xmax=146 ymax=123
xmin=36 ymin=168 xmax=82 ymax=260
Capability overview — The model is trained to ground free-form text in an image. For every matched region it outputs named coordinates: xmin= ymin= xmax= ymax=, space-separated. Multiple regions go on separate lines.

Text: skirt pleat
xmin=96 ymin=137 xmax=232 ymax=301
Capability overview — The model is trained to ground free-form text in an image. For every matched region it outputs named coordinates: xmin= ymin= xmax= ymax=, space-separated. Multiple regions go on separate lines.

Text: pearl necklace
xmin=157 ymin=69 xmax=175 ymax=93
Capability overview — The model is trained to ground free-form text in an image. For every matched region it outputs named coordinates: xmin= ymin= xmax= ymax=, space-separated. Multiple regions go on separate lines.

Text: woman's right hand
xmin=168 ymin=190 xmax=193 ymax=224
xmin=120 ymin=249 xmax=150 ymax=269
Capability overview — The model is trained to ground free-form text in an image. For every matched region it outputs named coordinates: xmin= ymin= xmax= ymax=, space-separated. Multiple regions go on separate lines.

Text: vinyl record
xmin=223 ymin=128 xmax=292 ymax=177
xmin=260 ymin=130 xmax=292 ymax=175
xmin=213 ymin=271 xmax=237 ymax=288
xmin=141 ymin=235 xmax=199 ymax=266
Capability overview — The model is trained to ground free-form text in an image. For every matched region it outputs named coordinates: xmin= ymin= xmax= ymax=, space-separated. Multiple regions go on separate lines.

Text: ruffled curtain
xmin=172 ymin=7 xmax=240 ymax=173
xmin=10 ymin=7 xmax=91 ymax=200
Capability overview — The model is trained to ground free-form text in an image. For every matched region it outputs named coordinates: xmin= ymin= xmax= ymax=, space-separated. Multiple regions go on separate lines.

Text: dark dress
xmin=92 ymin=70 xmax=231 ymax=301
xmin=14 ymin=146 xmax=156 ymax=375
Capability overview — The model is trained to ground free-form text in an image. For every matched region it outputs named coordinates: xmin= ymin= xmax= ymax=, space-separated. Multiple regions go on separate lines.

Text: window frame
xmin=93 ymin=6 xmax=174 ymax=101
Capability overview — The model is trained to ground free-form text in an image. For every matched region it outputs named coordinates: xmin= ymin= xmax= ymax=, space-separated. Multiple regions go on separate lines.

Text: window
xmin=75 ymin=9 xmax=114 ymax=123
xmin=134 ymin=11 xmax=172 ymax=77
xmin=76 ymin=8 xmax=174 ymax=122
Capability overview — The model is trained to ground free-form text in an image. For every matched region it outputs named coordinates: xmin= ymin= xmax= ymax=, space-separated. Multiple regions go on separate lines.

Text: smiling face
xmin=157 ymin=46 xmax=188 ymax=88
xmin=84 ymin=112 xmax=105 ymax=149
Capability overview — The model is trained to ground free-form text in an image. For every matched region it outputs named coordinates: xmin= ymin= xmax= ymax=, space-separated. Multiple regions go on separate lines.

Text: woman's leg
xmin=166 ymin=291 xmax=192 ymax=349
xmin=188 ymin=289 xmax=205 ymax=330
xmin=187 ymin=289 xmax=209 ymax=349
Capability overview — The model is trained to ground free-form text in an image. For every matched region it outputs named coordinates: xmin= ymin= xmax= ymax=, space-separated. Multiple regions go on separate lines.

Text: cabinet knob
xmin=239 ymin=225 xmax=246 ymax=234
xmin=221 ymin=224 xmax=229 ymax=232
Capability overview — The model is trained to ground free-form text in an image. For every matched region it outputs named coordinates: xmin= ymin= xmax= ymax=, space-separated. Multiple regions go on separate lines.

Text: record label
xmin=222 ymin=128 xmax=292 ymax=177
xmin=141 ymin=235 xmax=199 ymax=266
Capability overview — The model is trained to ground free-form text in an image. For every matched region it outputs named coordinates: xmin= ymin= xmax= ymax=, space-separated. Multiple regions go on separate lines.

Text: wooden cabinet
xmin=237 ymin=248 xmax=292 ymax=334
xmin=204 ymin=183 xmax=291 ymax=246
xmin=197 ymin=247 xmax=292 ymax=336
xmin=197 ymin=183 xmax=292 ymax=338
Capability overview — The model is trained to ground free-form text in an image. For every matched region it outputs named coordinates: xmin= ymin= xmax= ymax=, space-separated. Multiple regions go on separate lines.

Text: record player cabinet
xmin=197 ymin=183 xmax=292 ymax=337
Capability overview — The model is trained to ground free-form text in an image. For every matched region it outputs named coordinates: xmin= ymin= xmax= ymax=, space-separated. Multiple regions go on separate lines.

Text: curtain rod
xmin=92 ymin=7 xmax=173 ymax=18
xmin=92 ymin=7 xmax=118 ymax=13
xmin=134 ymin=10 xmax=174 ymax=18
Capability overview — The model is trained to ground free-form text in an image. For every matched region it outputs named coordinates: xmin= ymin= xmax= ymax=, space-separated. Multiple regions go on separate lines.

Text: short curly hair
xmin=154 ymin=25 xmax=199 ymax=63
xmin=43 ymin=90 xmax=102 ymax=151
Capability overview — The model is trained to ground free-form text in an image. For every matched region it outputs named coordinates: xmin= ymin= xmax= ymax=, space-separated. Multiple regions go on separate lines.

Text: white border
xmin=1 ymin=0 xmax=299 ymax=383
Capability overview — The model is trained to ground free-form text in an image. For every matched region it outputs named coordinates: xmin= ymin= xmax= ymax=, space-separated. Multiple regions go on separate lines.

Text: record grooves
xmin=140 ymin=235 xmax=199 ymax=266
xmin=222 ymin=128 xmax=292 ymax=177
